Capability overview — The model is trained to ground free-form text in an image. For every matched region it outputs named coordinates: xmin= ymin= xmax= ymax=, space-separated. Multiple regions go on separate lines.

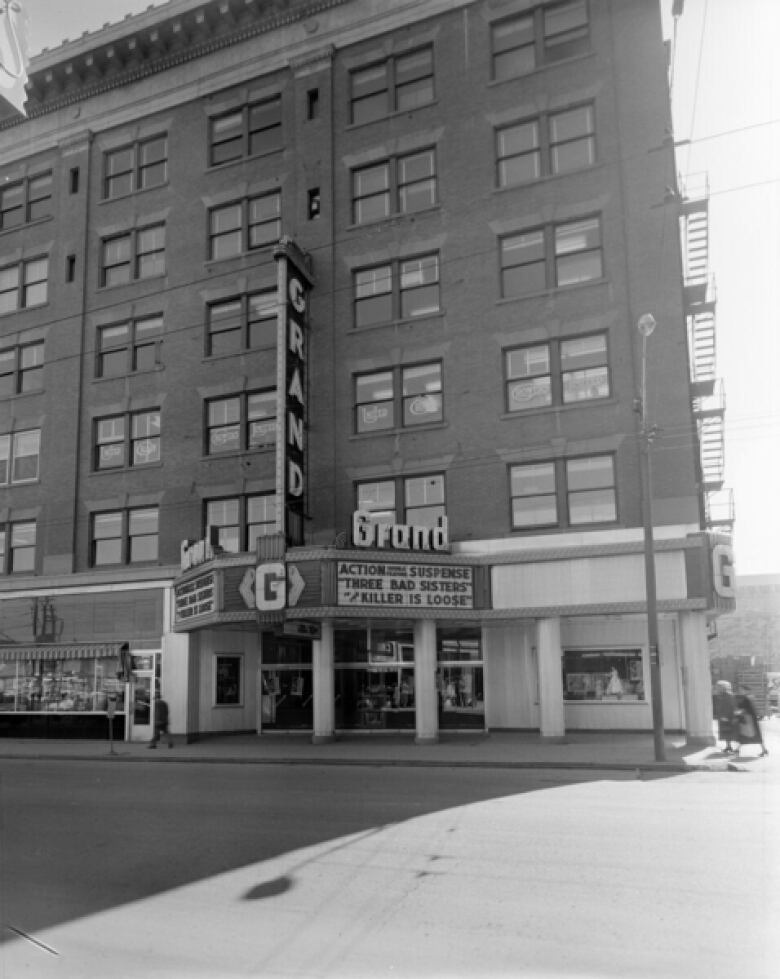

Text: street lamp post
xmin=636 ymin=313 xmax=666 ymax=762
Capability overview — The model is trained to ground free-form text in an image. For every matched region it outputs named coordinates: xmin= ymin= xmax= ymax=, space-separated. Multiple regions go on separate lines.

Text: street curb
xmin=0 ymin=751 xmax=715 ymax=773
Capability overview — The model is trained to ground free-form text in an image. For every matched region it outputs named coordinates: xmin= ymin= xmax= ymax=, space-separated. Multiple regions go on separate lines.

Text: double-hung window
xmin=206 ymin=391 xmax=276 ymax=455
xmin=100 ymin=225 xmax=166 ymax=287
xmin=0 ymin=521 xmax=37 ymax=574
xmin=355 ymin=362 xmax=443 ymax=433
xmin=97 ymin=315 xmax=163 ymax=377
xmin=357 ymin=474 xmax=446 ymax=528
xmin=491 ymin=1 xmax=589 ymax=81
xmin=104 ymin=135 xmax=167 ymax=198
xmin=0 ymin=172 xmax=52 ymax=228
xmin=0 ymin=257 xmax=49 ymax=314
xmin=350 ymin=47 xmax=434 ymax=124
xmin=497 ymin=103 xmax=595 ymax=186
xmin=94 ymin=410 xmax=161 ymax=470
xmin=205 ymin=494 xmax=277 ymax=553
xmin=505 ymin=333 xmax=609 ymax=411
xmin=91 ymin=507 xmax=159 ymax=566
xmin=509 ymin=453 xmax=616 ymax=530
xmin=354 ymin=254 xmax=440 ymax=327
xmin=0 ymin=341 xmax=44 ymax=396
xmin=0 ymin=429 xmax=41 ymax=484
xmin=352 ymin=149 xmax=436 ymax=225
xmin=207 ymin=290 xmax=276 ymax=355
xmin=500 ymin=215 xmax=603 ymax=297
xmin=209 ymin=96 xmax=282 ymax=166
xmin=208 ymin=192 xmax=281 ymax=260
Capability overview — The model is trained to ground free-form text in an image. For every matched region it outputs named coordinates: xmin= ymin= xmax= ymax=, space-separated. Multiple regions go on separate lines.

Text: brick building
xmin=0 ymin=0 xmax=733 ymax=744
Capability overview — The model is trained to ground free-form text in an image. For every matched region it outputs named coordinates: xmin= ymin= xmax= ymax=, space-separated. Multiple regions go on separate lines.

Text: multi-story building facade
xmin=0 ymin=0 xmax=733 ymax=744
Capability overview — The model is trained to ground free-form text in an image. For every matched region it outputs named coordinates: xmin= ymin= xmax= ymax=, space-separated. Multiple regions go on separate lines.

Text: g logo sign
xmin=289 ymin=276 xmax=306 ymax=314
xmin=256 ymin=562 xmax=286 ymax=611
xmin=712 ymin=543 xmax=735 ymax=599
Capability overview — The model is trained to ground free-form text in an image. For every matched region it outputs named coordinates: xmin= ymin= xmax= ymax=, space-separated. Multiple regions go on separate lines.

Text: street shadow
xmin=0 ymin=755 xmax=694 ymax=946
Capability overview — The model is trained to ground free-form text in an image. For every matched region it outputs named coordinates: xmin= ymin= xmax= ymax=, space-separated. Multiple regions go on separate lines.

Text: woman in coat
xmin=734 ymin=687 xmax=769 ymax=757
xmin=712 ymin=680 xmax=738 ymax=754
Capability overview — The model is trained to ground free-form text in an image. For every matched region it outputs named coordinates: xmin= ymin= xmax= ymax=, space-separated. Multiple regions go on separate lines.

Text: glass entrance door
xmin=130 ymin=672 xmax=154 ymax=742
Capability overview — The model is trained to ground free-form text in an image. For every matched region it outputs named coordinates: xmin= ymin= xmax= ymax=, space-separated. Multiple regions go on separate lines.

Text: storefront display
xmin=334 ymin=626 xmax=416 ymax=730
xmin=260 ymin=636 xmax=313 ymax=729
xmin=437 ymin=628 xmax=485 ymax=729
xmin=562 ymin=649 xmax=645 ymax=701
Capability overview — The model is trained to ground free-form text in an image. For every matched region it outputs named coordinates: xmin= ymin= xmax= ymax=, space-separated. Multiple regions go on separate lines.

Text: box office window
xmin=563 ymin=649 xmax=645 ymax=702
xmin=215 ymin=654 xmax=242 ymax=706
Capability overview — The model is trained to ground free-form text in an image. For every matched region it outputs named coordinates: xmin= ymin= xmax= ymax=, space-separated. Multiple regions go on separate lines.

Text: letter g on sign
xmin=256 ymin=562 xmax=286 ymax=610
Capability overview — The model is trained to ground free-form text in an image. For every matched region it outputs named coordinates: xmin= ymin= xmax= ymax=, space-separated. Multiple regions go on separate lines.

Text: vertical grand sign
xmin=274 ymin=238 xmax=314 ymax=546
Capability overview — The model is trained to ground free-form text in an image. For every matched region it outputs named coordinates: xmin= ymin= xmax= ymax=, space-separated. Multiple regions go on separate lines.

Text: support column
xmin=678 ymin=611 xmax=716 ymax=745
xmin=312 ymin=620 xmax=335 ymax=744
xmin=537 ymin=618 xmax=565 ymax=740
xmin=414 ymin=619 xmax=438 ymax=744
xmin=161 ymin=631 xmax=194 ymax=743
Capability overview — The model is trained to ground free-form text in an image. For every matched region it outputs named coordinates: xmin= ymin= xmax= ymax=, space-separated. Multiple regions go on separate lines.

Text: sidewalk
xmin=1 ymin=724 xmax=776 ymax=772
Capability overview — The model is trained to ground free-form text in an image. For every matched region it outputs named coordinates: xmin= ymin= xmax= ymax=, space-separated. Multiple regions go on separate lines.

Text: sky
xmin=15 ymin=0 xmax=780 ymax=576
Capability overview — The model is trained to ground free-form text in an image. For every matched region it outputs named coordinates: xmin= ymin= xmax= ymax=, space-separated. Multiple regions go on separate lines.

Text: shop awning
xmin=0 ymin=643 xmax=123 ymax=662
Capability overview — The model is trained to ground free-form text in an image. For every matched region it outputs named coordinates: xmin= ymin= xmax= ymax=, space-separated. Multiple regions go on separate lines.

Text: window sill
xmin=203 ymin=344 xmax=276 ymax=364
xmin=0 ymin=214 xmax=53 ymax=238
xmin=495 ymin=161 xmax=604 ymax=194
xmin=90 ymin=462 xmax=164 ymax=475
xmin=98 ymin=182 xmax=170 ymax=205
xmin=203 ymin=245 xmax=276 ymax=269
xmin=345 ymin=99 xmax=439 ymax=131
xmin=497 ymin=277 xmax=608 ymax=305
xmin=488 ymin=49 xmax=595 ymax=88
xmin=97 ymin=274 xmax=167 ymax=293
xmin=349 ymin=421 xmax=448 ymax=441
xmin=500 ymin=396 xmax=616 ymax=420
xmin=351 ymin=311 xmax=445 ymax=334
xmin=206 ymin=146 xmax=284 ymax=174
xmin=202 ymin=447 xmax=275 ymax=462
xmin=93 ymin=366 xmax=164 ymax=383
xmin=347 ymin=204 xmax=440 ymax=233
xmin=0 ymin=388 xmax=46 ymax=402
xmin=0 ymin=302 xmax=49 ymax=319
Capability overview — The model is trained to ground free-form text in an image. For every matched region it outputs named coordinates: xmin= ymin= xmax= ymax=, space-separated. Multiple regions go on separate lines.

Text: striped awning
xmin=0 ymin=643 xmax=123 ymax=662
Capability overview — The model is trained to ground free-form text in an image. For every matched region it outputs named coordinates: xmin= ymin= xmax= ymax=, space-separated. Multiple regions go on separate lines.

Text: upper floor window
xmin=505 ymin=333 xmax=609 ymax=411
xmin=491 ymin=1 xmax=589 ymax=81
xmin=355 ymin=362 xmax=443 ymax=434
xmin=97 ymin=314 xmax=163 ymax=378
xmin=354 ymin=254 xmax=440 ymax=328
xmin=209 ymin=96 xmax=282 ymax=166
xmin=350 ymin=47 xmax=434 ymax=125
xmin=0 ymin=257 xmax=48 ymax=314
xmin=500 ymin=215 xmax=602 ymax=297
xmin=103 ymin=136 xmax=167 ymax=200
xmin=206 ymin=390 xmax=276 ymax=455
xmin=91 ymin=507 xmax=159 ymax=566
xmin=207 ymin=289 xmax=276 ymax=356
xmin=352 ymin=149 xmax=436 ymax=225
xmin=0 ymin=341 xmax=44 ymax=396
xmin=357 ymin=473 xmax=445 ymax=528
xmin=509 ymin=453 xmax=616 ymax=530
xmin=0 ymin=172 xmax=53 ymax=229
xmin=0 ymin=429 xmax=41 ymax=484
xmin=208 ymin=191 xmax=281 ymax=261
xmin=0 ymin=520 xmax=36 ymax=574
xmin=94 ymin=410 xmax=161 ymax=471
xmin=206 ymin=494 xmax=277 ymax=553
xmin=496 ymin=103 xmax=595 ymax=186
xmin=100 ymin=224 xmax=165 ymax=287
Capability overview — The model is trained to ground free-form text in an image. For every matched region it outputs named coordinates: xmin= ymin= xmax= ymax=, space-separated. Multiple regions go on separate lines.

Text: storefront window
xmin=334 ymin=625 xmax=415 ymax=730
xmin=261 ymin=637 xmax=312 ymax=730
xmin=437 ymin=627 xmax=485 ymax=729
xmin=215 ymin=654 xmax=242 ymax=705
xmin=562 ymin=648 xmax=645 ymax=701
xmin=0 ymin=657 xmax=125 ymax=713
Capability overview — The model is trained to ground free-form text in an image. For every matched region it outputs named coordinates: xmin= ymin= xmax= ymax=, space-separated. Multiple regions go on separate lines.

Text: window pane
xmin=357 ymin=481 xmax=396 ymax=522
xmin=249 ymin=193 xmax=281 ymax=249
xmin=136 ymin=225 xmax=166 ymax=278
xmin=492 ymin=15 xmax=535 ymax=80
xmin=402 ymin=363 xmax=442 ymax=426
xmin=567 ymin=456 xmax=616 ymax=524
xmin=399 ymin=150 xmax=436 ymax=213
xmin=356 ymin=371 xmax=394 ymax=432
xmin=129 ymin=508 xmax=159 ymax=562
xmin=544 ymin=0 xmax=589 ymax=48
xmin=211 ymin=111 xmax=243 ymax=164
xmin=511 ymin=463 xmax=557 ymax=527
xmin=400 ymin=255 xmax=439 ymax=318
xmin=353 ymin=164 xmax=389 ymax=224
xmin=555 ymin=218 xmax=602 ymax=286
xmin=12 ymin=430 xmax=40 ymax=481
xmin=506 ymin=344 xmax=552 ymax=412
xmin=247 ymin=391 xmax=276 ymax=448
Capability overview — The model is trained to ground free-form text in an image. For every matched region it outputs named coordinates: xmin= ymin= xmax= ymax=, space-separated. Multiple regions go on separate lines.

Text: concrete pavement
xmin=1 ymin=719 xmax=777 ymax=772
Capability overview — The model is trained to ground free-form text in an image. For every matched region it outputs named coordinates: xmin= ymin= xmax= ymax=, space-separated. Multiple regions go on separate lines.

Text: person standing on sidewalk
xmin=734 ymin=686 xmax=769 ymax=757
xmin=712 ymin=680 xmax=738 ymax=754
xmin=149 ymin=691 xmax=173 ymax=749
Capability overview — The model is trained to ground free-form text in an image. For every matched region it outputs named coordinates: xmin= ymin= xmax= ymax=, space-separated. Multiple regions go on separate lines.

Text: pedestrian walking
xmin=148 ymin=691 xmax=173 ymax=749
xmin=734 ymin=687 xmax=769 ymax=757
xmin=712 ymin=680 xmax=738 ymax=754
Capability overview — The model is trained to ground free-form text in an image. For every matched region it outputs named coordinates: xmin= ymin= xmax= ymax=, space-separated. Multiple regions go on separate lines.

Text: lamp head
xmin=637 ymin=314 xmax=656 ymax=337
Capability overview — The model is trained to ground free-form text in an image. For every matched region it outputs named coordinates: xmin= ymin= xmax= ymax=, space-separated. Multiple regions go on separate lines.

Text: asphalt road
xmin=0 ymin=759 xmax=777 ymax=979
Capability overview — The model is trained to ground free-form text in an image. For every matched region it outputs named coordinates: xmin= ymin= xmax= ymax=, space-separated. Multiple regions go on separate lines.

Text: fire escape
xmin=680 ymin=173 xmax=734 ymax=529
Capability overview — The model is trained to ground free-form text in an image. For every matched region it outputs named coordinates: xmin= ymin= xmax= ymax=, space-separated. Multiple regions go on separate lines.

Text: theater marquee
xmin=337 ymin=560 xmax=474 ymax=609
